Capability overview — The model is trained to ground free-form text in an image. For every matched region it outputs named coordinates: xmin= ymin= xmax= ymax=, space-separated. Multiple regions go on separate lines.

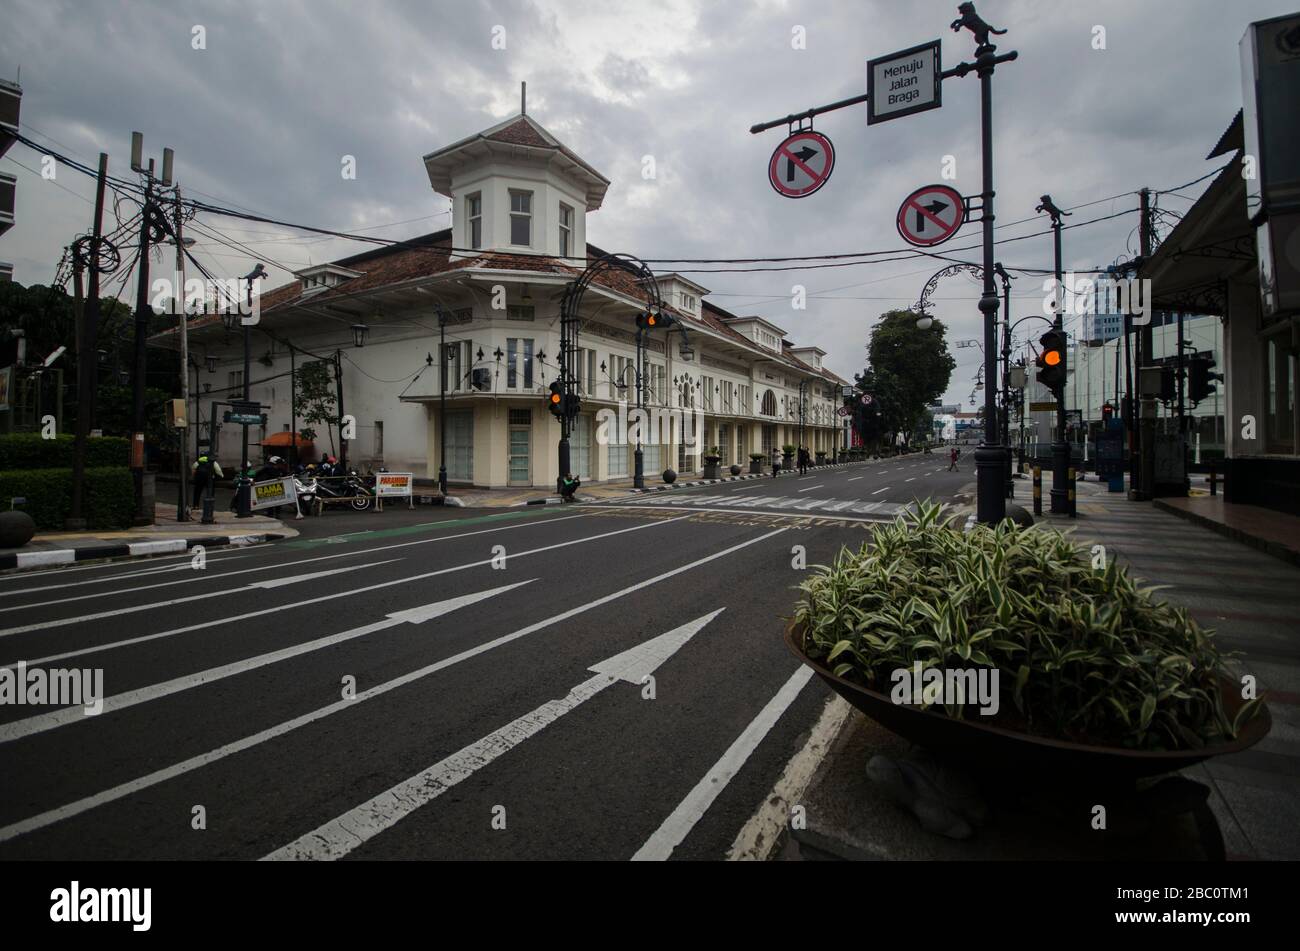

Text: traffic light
xmin=1036 ymin=330 xmax=1067 ymax=393
xmin=1159 ymin=365 xmax=1177 ymax=404
xmin=1188 ymin=356 xmax=1221 ymax=405
xmin=547 ymin=380 xmax=564 ymax=420
xmin=637 ymin=308 xmax=677 ymax=330
xmin=563 ymin=392 xmax=582 ymax=419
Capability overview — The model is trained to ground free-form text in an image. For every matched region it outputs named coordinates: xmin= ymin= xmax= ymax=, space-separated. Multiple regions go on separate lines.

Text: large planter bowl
xmin=785 ymin=620 xmax=1270 ymax=782
xmin=0 ymin=510 xmax=37 ymax=548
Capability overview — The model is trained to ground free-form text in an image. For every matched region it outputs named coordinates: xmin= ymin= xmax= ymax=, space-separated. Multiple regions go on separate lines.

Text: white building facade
xmin=161 ymin=112 xmax=848 ymax=488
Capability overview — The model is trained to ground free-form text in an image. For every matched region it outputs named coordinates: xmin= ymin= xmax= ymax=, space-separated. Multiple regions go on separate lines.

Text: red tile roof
xmin=158 ymin=232 xmax=847 ymax=383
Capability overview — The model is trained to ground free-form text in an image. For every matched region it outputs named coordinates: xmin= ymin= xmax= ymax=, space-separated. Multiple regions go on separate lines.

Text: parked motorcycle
xmin=307 ymin=469 xmax=373 ymax=512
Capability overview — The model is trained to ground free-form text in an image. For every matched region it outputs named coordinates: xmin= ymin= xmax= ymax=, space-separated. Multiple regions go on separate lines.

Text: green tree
xmin=861 ymin=310 xmax=955 ymax=448
xmin=294 ymin=359 xmax=338 ymax=453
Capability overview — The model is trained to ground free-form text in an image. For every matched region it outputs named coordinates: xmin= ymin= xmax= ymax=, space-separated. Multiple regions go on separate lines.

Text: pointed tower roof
xmin=422 ymin=113 xmax=610 ymax=210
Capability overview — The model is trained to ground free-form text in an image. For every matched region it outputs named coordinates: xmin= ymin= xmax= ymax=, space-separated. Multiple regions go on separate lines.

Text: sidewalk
xmin=0 ymin=503 xmax=292 ymax=571
xmin=771 ymin=477 xmax=1300 ymax=861
xmin=447 ymin=457 xmax=888 ymax=508
xmin=1154 ymin=493 xmax=1300 ymax=567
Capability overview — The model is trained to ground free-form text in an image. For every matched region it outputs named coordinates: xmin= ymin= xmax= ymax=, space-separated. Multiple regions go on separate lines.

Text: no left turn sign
xmin=896 ymin=183 xmax=964 ymax=247
xmin=768 ymin=131 xmax=835 ymax=198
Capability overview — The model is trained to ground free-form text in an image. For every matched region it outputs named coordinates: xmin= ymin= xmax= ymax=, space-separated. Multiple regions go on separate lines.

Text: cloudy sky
xmin=2 ymin=0 xmax=1292 ymax=405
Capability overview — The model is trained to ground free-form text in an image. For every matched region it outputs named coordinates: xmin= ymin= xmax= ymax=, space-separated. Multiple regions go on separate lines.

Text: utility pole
xmin=66 ymin=153 xmax=108 ymax=530
xmin=128 ymin=134 xmax=173 ymax=524
xmin=174 ymin=187 xmax=190 ymax=522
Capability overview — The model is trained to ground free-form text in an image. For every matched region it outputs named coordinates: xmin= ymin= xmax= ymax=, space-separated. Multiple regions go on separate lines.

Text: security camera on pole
xmin=1035 ymin=194 xmax=1071 ymax=514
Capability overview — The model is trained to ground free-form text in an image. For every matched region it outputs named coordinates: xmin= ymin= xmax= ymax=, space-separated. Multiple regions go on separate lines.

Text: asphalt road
xmin=0 ymin=454 xmax=972 ymax=860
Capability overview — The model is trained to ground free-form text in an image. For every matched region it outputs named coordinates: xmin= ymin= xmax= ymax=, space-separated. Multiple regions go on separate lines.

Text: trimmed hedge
xmin=0 ymin=433 xmax=131 ymax=469
xmin=0 ymin=467 xmax=136 ymax=530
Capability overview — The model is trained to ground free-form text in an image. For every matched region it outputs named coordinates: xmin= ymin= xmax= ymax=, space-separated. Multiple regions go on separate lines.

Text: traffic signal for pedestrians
xmin=547 ymin=380 xmax=564 ymax=420
xmin=563 ymin=392 xmax=582 ymax=419
xmin=1188 ymin=355 xmax=1221 ymax=405
xmin=1036 ymin=330 xmax=1067 ymax=393
xmin=1101 ymin=401 xmax=1114 ymax=422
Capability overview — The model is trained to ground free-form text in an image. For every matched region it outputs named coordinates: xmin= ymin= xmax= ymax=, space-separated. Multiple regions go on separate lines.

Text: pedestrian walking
xmin=771 ymin=448 xmax=780 ymax=478
xmin=797 ymin=446 xmax=810 ymax=475
xmin=948 ymin=447 xmax=959 ymax=471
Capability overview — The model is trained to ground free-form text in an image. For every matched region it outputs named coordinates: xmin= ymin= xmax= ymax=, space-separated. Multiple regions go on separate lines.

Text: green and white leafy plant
xmin=793 ymin=501 xmax=1261 ymax=751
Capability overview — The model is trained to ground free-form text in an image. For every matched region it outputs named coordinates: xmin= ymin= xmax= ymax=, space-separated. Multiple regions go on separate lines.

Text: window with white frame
xmin=509 ymin=190 xmax=532 ymax=246
xmin=467 ymin=193 xmax=482 ymax=249
xmin=559 ymin=203 xmax=574 ymax=258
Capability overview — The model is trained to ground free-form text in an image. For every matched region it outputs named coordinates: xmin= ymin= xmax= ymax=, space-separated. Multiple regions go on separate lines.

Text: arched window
xmin=760 ymin=389 xmax=777 ymax=416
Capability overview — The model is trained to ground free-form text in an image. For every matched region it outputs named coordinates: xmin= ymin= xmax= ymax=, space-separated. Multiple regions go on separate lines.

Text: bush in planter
xmin=793 ymin=501 xmax=1261 ymax=752
xmin=748 ymin=452 xmax=765 ymax=474
xmin=0 ymin=467 xmax=136 ymax=530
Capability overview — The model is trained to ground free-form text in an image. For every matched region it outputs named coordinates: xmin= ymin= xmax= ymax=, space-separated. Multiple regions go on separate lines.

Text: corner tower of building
xmin=422 ymin=113 xmax=610 ymax=262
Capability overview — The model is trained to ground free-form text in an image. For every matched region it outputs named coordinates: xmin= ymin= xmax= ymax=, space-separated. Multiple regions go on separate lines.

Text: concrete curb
xmin=0 ymin=532 xmax=286 ymax=572
xmin=627 ymin=459 xmax=877 ymax=495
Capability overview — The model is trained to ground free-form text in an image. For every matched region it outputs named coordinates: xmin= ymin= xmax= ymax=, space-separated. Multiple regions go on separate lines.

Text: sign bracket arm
xmin=749 ymin=92 xmax=871 ymax=135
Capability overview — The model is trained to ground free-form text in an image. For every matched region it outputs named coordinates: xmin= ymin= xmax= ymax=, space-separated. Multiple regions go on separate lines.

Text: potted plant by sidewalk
xmin=702 ymin=447 xmax=722 ymax=480
xmin=782 ymin=444 xmax=796 ymax=469
xmin=749 ymin=452 xmax=765 ymax=475
xmin=785 ymin=501 xmax=1270 ymax=780
xmin=816 ymin=450 xmax=827 ymax=466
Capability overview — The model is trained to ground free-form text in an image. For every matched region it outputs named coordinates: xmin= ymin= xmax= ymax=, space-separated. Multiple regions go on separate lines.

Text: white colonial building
xmin=159 ymin=110 xmax=850 ymax=489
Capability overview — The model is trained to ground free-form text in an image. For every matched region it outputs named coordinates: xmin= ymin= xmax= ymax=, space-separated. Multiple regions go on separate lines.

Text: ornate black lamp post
xmin=559 ymin=253 xmax=692 ymax=490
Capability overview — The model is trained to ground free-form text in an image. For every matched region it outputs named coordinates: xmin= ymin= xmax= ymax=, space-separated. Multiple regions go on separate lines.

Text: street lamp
xmin=351 ymin=323 xmax=369 ymax=348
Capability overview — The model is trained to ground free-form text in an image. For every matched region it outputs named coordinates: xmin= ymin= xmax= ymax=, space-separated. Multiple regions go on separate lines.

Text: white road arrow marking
xmin=263 ymin=609 xmax=726 ymax=861
xmin=2 ymin=516 xmax=687 ymax=668
xmin=0 ymin=528 xmax=784 ymax=845
xmin=0 ymin=580 xmax=534 ymax=745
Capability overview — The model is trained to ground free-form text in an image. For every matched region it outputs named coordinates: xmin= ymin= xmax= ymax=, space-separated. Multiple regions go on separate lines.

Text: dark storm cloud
xmin=1 ymin=0 xmax=1293 ymax=403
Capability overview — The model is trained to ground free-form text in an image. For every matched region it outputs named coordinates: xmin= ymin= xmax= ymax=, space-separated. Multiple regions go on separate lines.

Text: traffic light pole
xmin=996 ymin=263 xmax=1014 ymax=498
xmin=1046 ymin=206 xmax=1070 ymax=515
